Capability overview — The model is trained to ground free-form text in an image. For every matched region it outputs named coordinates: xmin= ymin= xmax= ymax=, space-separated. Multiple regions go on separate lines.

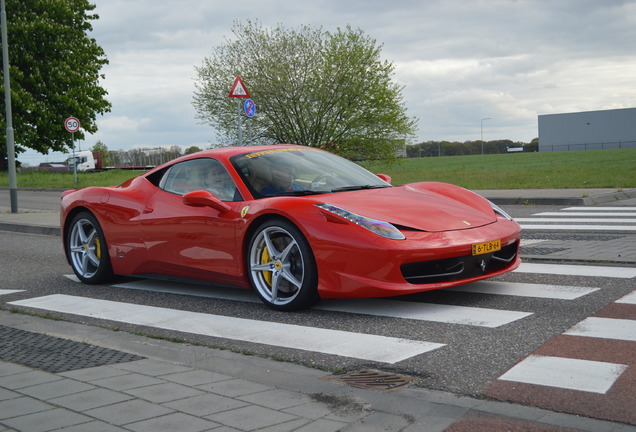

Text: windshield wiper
xmin=265 ymin=189 xmax=324 ymax=197
xmin=330 ymin=185 xmax=392 ymax=193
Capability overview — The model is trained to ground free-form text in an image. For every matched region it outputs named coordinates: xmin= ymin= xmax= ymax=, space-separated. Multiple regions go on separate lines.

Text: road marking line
xmin=562 ymin=207 xmax=636 ymax=211
xmin=535 ymin=212 xmax=636 ymax=217
xmin=517 ymin=218 xmax=636 ymax=223
xmin=0 ymin=290 xmax=24 ymax=295
xmin=565 ymin=317 xmax=636 ymax=342
xmin=113 ymin=279 xmax=258 ymax=302
xmin=113 ymin=279 xmax=530 ymax=327
xmin=317 ymin=300 xmax=532 ymax=328
xmin=520 ymin=239 xmax=550 ymax=246
xmin=616 ymin=291 xmax=636 ymax=304
xmin=519 ymin=224 xmax=636 ymax=231
xmin=8 ymin=294 xmax=444 ymax=364
xmin=449 ymin=281 xmax=599 ymax=299
xmin=516 ymin=263 xmax=636 ymax=278
xmin=498 ymin=355 xmax=627 ymax=394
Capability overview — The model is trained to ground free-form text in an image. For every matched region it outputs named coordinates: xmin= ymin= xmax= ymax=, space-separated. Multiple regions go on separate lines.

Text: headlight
xmin=489 ymin=201 xmax=513 ymax=221
xmin=316 ymin=203 xmax=405 ymax=240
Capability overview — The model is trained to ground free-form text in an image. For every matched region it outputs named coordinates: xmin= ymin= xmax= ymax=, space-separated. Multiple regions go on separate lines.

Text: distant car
xmin=61 ymin=144 xmax=521 ymax=311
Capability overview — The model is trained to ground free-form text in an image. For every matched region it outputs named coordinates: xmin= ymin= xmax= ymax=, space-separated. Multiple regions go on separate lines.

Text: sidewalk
xmin=1 ymin=188 xmax=636 ymax=431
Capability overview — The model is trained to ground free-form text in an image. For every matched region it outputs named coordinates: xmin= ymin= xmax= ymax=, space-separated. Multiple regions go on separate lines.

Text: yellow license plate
xmin=472 ymin=240 xmax=501 ymax=256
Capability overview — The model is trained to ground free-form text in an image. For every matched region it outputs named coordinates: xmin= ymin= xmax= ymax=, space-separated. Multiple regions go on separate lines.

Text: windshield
xmin=230 ymin=147 xmax=390 ymax=198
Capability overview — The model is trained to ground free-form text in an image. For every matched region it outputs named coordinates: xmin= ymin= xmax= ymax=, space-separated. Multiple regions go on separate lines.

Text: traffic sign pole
xmin=237 ymin=99 xmax=242 ymax=146
xmin=71 ymin=132 xmax=77 ymax=184
xmin=65 ymin=117 xmax=81 ymax=183
xmin=244 ymin=99 xmax=256 ymax=144
xmin=228 ymin=76 xmax=251 ymax=146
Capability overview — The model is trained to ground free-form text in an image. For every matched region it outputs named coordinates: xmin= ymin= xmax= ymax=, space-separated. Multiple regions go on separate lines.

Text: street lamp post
xmin=481 ymin=117 xmax=491 ymax=155
xmin=1 ymin=0 xmax=18 ymax=213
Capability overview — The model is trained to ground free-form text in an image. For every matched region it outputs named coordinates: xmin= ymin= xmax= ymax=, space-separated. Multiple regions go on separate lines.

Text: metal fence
xmin=539 ymin=140 xmax=636 ymax=152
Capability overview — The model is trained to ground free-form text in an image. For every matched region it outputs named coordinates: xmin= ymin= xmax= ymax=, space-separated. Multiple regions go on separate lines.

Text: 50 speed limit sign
xmin=64 ymin=117 xmax=81 ymax=133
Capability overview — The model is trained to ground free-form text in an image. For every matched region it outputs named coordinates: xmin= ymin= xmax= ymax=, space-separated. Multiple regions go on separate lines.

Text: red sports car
xmin=61 ymin=144 xmax=521 ymax=311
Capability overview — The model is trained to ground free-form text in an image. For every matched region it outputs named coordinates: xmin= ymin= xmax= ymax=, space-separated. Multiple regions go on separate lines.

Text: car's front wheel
xmin=247 ymin=219 xmax=319 ymax=311
xmin=67 ymin=212 xmax=114 ymax=284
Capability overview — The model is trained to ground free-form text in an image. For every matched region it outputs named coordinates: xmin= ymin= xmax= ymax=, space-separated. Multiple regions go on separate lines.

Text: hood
xmin=318 ymin=183 xmax=496 ymax=232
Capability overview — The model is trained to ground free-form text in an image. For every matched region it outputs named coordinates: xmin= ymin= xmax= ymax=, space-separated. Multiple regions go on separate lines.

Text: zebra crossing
xmin=4 ymin=261 xmax=636 ymax=423
xmin=485 ymin=288 xmax=636 ymax=424
xmin=5 ymin=263 xmax=635 ymax=366
xmin=517 ymin=206 xmax=636 ymax=231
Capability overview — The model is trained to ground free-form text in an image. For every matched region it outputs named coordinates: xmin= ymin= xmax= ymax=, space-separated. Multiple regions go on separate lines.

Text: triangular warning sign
xmin=228 ymin=75 xmax=251 ymax=98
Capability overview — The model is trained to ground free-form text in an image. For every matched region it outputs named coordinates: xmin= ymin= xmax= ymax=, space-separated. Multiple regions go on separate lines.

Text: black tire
xmin=66 ymin=211 xmax=114 ymax=284
xmin=247 ymin=219 xmax=319 ymax=311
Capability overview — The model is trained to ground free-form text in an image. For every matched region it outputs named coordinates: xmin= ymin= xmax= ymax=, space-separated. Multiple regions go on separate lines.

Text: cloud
xmin=19 ymin=0 xmax=636 ymax=165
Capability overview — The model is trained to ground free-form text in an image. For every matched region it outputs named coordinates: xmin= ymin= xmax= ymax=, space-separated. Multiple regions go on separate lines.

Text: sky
xmin=19 ymin=0 xmax=636 ymax=166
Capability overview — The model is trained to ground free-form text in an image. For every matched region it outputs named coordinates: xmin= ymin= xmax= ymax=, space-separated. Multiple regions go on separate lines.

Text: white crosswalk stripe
xmin=565 ymin=317 xmax=636 ymax=342
xmin=498 ymin=355 xmax=628 ymax=394
xmin=616 ymin=290 xmax=636 ymax=304
xmin=448 ymin=281 xmax=599 ymax=299
xmin=519 ymin=206 xmax=636 ymax=232
xmin=8 ymin=294 xmax=445 ymax=364
xmin=516 ymin=262 xmax=636 ymax=278
xmin=0 ymin=290 xmax=24 ymax=296
xmin=561 ymin=207 xmax=636 ymax=211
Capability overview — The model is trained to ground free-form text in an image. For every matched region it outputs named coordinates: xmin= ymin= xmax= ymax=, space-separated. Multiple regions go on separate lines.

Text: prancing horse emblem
xmin=479 ymin=260 xmax=487 ymax=272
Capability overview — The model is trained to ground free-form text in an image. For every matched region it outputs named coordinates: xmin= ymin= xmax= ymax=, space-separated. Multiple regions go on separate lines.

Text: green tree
xmin=0 ymin=0 xmax=111 ymax=171
xmin=90 ymin=140 xmax=110 ymax=166
xmin=185 ymin=145 xmax=202 ymax=155
xmin=193 ymin=21 xmax=417 ymax=160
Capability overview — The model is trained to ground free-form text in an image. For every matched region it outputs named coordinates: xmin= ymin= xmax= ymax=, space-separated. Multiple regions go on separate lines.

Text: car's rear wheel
xmin=67 ymin=212 xmax=114 ymax=284
xmin=248 ymin=219 xmax=319 ymax=311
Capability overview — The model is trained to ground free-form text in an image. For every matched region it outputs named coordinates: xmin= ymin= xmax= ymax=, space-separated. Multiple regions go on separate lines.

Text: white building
xmin=538 ymin=107 xmax=636 ymax=152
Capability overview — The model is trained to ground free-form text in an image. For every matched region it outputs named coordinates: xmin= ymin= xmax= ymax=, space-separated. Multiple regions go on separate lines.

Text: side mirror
xmin=376 ymin=173 xmax=392 ymax=184
xmin=183 ymin=190 xmax=231 ymax=213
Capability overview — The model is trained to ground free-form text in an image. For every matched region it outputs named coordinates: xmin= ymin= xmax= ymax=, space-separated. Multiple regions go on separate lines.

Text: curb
xmin=0 ymin=222 xmax=60 ymax=236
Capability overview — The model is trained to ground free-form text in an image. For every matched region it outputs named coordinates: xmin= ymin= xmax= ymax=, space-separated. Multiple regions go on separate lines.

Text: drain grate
xmin=324 ymin=369 xmax=416 ymax=392
xmin=0 ymin=325 xmax=144 ymax=373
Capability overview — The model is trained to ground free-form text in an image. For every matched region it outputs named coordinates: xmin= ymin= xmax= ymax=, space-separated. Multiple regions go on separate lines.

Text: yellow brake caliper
xmin=261 ymin=246 xmax=272 ymax=286
xmin=95 ymin=238 xmax=101 ymax=260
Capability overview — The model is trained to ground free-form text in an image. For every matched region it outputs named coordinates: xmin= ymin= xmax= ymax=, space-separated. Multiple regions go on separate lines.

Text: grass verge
xmin=2 ymin=148 xmax=634 ymax=190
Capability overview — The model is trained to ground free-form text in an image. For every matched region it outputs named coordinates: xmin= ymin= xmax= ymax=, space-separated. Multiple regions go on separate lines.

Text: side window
xmin=160 ymin=159 xmax=240 ymax=201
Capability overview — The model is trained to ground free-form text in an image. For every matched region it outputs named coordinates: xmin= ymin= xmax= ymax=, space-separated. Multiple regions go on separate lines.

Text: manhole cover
xmin=0 ymin=325 xmax=144 ymax=373
xmin=324 ymin=369 xmax=416 ymax=392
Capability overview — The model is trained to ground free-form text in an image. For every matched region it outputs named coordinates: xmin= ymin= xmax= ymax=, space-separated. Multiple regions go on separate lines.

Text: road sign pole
xmin=72 ymin=132 xmax=77 ymax=184
xmin=228 ymin=76 xmax=250 ymax=146
xmin=237 ymin=99 xmax=242 ymax=146
xmin=64 ymin=117 xmax=81 ymax=183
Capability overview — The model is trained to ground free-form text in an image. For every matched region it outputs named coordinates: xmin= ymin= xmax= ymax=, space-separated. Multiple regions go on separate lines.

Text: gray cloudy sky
xmin=22 ymin=0 xmax=636 ymax=165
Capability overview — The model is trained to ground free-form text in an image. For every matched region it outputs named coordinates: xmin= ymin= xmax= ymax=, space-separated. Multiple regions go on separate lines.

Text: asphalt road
xmin=1 ymin=229 xmax=633 ymax=397
xmin=2 ymin=189 xmax=636 ymax=425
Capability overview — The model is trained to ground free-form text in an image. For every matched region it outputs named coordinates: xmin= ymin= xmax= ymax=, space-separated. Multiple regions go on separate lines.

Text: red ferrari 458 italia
xmin=61 ymin=144 xmax=521 ymax=311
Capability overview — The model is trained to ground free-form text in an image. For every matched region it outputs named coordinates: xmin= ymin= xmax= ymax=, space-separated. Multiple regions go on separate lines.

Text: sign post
xmin=244 ymin=99 xmax=256 ymax=144
xmin=65 ymin=117 xmax=81 ymax=183
xmin=228 ymin=76 xmax=251 ymax=145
